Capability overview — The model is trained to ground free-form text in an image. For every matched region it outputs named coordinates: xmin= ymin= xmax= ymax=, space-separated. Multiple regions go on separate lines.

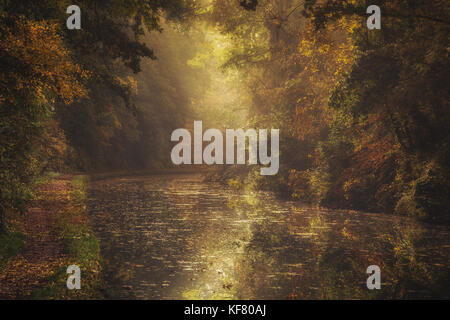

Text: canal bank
xmin=0 ymin=174 xmax=103 ymax=299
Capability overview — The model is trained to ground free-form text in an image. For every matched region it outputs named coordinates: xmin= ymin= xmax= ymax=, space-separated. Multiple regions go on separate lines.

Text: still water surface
xmin=87 ymin=173 xmax=450 ymax=299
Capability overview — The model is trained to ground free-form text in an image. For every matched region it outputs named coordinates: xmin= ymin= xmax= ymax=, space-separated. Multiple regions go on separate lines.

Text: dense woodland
xmin=1 ymin=0 xmax=449 ymax=233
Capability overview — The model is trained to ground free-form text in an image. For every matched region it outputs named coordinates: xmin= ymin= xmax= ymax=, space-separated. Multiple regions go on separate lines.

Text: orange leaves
xmin=0 ymin=16 xmax=88 ymax=106
xmin=354 ymin=134 xmax=396 ymax=174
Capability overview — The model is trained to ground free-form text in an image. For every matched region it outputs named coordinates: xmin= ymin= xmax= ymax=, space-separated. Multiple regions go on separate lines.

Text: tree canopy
xmin=1 ymin=0 xmax=449 ymax=231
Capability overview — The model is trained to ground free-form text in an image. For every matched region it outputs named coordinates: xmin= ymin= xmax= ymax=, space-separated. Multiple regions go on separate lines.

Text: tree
xmin=0 ymin=0 xmax=198 ymax=231
xmin=0 ymin=15 xmax=86 ymax=232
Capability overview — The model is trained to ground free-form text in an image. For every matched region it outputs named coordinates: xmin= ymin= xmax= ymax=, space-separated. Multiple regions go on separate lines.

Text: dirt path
xmin=0 ymin=176 xmax=72 ymax=299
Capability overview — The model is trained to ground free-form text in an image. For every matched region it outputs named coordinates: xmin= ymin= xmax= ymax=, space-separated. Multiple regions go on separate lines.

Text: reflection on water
xmin=87 ymin=173 xmax=450 ymax=299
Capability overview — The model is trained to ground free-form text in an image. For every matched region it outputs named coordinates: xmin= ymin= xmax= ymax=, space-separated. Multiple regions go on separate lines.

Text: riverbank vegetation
xmin=0 ymin=0 xmax=448 ymax=299
xmin=0 ymin=230 xmax=25 ymax=271
xmin=205 ymin=0 xmax=450 ymax=224
xmin=0 ymin=0 xmax=449 ymax=280
xmin=2 ymin=1 xmax=448 ymax=234
xmin=0 ymin=0 xmax=198 ymax=235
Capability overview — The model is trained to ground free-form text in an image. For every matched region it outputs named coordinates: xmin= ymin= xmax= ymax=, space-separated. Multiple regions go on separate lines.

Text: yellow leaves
xmin=187 ymin=52 xmax=209 ymax=68
xmin=290 ymin=20 xmax=359 ymax=140
xmin=0 ymin=16 xmax=87 ymax=105
xmin=318 ymin=44 xmax=331 ymax=54
xmin=117 ymin=76 xmax=138 ymax=95
xmin=341 ymin=227 xmax=353 ymax=240
xmin=299 ymin=39 xmax=315 ymax=57
xmin=343 ymin=178 xmax=361 ymax=200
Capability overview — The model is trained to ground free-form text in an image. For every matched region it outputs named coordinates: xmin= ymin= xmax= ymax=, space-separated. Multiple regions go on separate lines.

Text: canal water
xmin=87 ymin=173 xmax=450 ymax=299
